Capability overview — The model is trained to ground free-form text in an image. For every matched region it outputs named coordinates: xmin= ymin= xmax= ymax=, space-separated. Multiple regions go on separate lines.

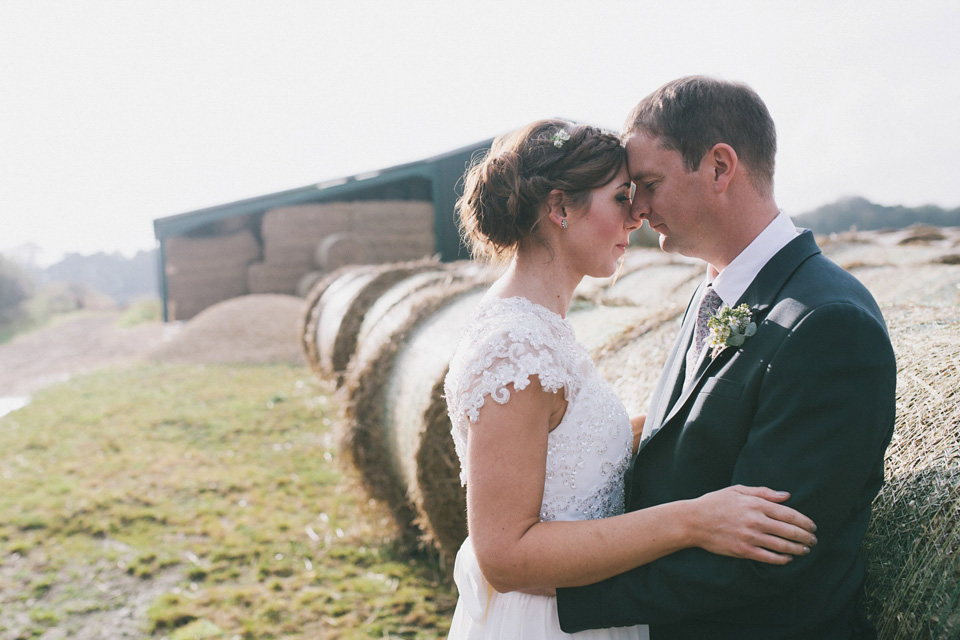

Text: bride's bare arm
xmin=466 ymin=378 xmax=817 ymax=593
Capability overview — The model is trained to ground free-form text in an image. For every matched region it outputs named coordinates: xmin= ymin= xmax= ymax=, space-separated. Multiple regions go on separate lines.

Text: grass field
xmin=0 ymin=363 xmax=456 ymax=639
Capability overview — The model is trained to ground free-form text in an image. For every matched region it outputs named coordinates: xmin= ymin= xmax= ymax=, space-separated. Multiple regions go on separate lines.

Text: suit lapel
xmin=640 ymin=231 xmax=822 ymax=450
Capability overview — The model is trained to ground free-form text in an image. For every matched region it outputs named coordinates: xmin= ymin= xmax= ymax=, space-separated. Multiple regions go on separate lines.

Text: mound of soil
xmin=0 ymin=295 xmax=307 ymax=397
xmin=146 ymin=294 xmax=307 ymax=365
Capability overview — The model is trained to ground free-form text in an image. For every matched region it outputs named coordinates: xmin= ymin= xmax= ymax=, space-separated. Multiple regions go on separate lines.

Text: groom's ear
xmin=708 ymin=143 xmax=738 ymax=194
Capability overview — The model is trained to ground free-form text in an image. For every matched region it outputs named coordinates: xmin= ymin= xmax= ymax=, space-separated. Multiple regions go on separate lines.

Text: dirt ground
xmin=0 ymin=312 xmax=175 ymax=397
xmin=0 ymin=294 xmax=307 ymax=398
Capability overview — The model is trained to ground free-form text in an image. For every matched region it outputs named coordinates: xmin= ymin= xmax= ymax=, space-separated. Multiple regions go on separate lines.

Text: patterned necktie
xmin=685 ymin=285 xmax=723 ymax=382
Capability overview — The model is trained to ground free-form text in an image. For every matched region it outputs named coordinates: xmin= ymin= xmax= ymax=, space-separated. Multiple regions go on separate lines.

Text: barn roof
xmin=152 ymin=137 xmax=494 ymax=241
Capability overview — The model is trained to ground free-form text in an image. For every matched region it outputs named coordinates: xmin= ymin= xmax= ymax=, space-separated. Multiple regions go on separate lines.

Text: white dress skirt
xmin=443 ymin=297 xmax=650 ymax=640
xmin=448 ymin=537 xmax=649 ymax=640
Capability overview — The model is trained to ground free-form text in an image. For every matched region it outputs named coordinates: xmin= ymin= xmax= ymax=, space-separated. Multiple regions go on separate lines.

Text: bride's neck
xmin=489 ymin=248 xmax=580 ymax=318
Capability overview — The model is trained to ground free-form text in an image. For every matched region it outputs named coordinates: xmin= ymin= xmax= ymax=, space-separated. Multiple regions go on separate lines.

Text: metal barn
xmin=152 ymin=138 xmax=493 ymax=321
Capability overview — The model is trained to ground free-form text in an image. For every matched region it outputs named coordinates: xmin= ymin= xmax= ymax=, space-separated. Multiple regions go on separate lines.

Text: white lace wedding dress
xmin=444 ymin=296 xmax=649 ymax=639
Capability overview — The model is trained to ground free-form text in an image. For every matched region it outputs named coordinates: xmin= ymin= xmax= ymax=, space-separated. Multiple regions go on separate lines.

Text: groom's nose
xmin=630 ymin=194 xmax=649 ymax=222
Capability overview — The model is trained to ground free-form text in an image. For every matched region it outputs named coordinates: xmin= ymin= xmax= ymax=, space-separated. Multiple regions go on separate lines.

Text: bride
xmin=443 ymin=119 xmax=818 ymax=639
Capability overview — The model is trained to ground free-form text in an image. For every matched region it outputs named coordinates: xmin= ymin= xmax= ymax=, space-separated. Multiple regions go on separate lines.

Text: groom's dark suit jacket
xmin=557 ymin=231 xmax=897 ymax=640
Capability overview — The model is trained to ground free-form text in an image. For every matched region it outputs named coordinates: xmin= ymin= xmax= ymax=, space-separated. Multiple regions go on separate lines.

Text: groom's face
xmin=625 ymin=131 xmax=713 ymax=259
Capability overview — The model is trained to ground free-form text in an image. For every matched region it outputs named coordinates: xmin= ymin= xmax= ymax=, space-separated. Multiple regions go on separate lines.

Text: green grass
xmin=116 ymin=298 xmax=163 ymax=327
xmin=0 ymin=363 xmax=456 ymax=638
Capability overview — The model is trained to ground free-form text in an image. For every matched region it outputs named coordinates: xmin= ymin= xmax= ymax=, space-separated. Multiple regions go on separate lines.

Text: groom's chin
xmin=657 ymin=236 xmax=676 ymax=254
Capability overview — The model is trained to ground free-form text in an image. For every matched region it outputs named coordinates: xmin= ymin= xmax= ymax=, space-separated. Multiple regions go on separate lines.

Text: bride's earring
xmin=561 ymin=219 xmax=568 ymax=230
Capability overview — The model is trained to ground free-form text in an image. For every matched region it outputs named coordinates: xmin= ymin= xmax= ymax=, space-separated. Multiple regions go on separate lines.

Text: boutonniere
xmin=706 ymin=304 xmax=757 ymax=358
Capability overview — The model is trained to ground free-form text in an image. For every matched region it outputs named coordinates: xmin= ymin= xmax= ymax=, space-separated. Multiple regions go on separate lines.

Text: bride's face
xmin=564 ymin=164 xmax=639 ymax=278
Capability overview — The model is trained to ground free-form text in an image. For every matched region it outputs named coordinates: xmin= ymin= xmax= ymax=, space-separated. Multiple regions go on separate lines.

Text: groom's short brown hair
xmin=625 ymin=76 xmax=776 ymax=196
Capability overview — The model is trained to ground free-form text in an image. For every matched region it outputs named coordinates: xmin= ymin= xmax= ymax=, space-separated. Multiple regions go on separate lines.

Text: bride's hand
xmin=688 ymin=485 xmax=818 ymax=565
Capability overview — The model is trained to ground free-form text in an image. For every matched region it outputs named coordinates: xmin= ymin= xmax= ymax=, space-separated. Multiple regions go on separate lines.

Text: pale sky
xmin=2 ymin=0 xmax=958 ymax=265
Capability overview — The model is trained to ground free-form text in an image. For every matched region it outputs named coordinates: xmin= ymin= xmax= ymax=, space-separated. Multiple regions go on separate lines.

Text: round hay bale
xmin=567 ymin=303 xmax=659 ymax=355
xmin=315 ymin=269 xmax=379 ymax=378
xmin=316 ymin=233 xmax=365 ymax=271
xmin=295 ymin=270 xmax=324 ymax=298
xmin=593 ymin=311 xmax=685 ymax=417
xmin=862 ymin=303 xmax=960 ymax=640
xmin=382 ymin=289 xmax=486 ymax=557
xmin=574 ymin=248 xmax=692 ymax=301
xmin=601 ymin=260 xmax=703 ymax=308
xmin=898 ymin=225 xmax=947 ymax=245
xmin=352 ymin=261 xmax=491 ymax=359
xmin=309 ymin=259 xmax=444 ymax=386
xmin=820 ymin=231 xmax=957 ymax=270
xmin=340 ymin=275 xmax=487 ymax=557
xmin=299 ymin=265 xmax=379 ymax=376
xmin=849 ymin=263 xmax=960 ymax=307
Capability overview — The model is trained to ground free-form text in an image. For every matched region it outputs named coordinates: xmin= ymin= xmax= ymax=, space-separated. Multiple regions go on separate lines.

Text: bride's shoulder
xmin=458 ymin=296 xmax=570 ymax=352
xmin=448 ymin=296 xmax=579 ymax=394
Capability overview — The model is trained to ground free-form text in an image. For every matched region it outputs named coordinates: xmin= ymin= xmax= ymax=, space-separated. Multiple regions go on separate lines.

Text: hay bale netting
xmin=300 ymin=258 xmax=444 ymax=385
xmin=147 ymin=294 xmax=307 ymax=365
xmin=340 ymin=275 xmax=488 ymax=557
xmin=862 ymin=303 xmax=960 ymax=640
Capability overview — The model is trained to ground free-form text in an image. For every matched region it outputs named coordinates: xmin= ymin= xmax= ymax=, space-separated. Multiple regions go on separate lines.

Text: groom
xmin=556 ymin=76 xmax=897 ymax=639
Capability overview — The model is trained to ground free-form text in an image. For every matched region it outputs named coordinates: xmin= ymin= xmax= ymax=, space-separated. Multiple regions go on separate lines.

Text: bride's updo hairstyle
xmin=457 ymin=119 xmax=626 ymax=261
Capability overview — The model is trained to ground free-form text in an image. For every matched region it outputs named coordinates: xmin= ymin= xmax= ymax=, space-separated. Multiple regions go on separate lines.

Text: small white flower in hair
xmin=551 ymin=129 xmax=571 ymax=148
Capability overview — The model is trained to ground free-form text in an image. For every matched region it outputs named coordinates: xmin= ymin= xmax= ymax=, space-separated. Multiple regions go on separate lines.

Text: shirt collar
xmin=706 ymin=210 xmax=799 ymax=306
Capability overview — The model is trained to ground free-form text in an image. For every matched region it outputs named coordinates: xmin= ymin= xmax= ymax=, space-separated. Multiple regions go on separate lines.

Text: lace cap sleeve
xmin=444 ymin=298 xmax=581 ymax=484
xmin=457 ymin=325 xmax=574 ymax=422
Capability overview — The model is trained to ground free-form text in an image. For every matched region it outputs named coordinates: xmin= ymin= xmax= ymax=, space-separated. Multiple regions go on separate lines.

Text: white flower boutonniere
xmin=706 ymin=303 xmax=757 ymax=358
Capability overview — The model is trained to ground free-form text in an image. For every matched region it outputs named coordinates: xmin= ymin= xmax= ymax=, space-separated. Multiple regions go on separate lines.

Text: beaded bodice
xmin=444 ymin=296 xmax=633 ymax=523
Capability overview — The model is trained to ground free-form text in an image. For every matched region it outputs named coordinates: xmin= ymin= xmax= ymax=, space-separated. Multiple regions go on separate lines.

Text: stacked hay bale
xmin=163 ymin=230 xmax=261 ymax=321
xmin=317 ymin=201 xmax=436 ymax=271
xmin=250 ymin=201 xmax=436 ymax=295
xmin=250 ymin=204 xmax=352 ymax=295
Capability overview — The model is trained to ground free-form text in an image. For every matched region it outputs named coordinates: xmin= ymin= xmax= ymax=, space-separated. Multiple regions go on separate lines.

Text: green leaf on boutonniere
xmin=707 ymin=303 xmax=757 ymax=358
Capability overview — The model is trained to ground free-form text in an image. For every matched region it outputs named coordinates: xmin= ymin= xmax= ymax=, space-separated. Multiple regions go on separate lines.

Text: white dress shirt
xmin=680 ymin=211 xmax=800 ymax=388
xmin=702 ymin=210 xmax=800 ymax=309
